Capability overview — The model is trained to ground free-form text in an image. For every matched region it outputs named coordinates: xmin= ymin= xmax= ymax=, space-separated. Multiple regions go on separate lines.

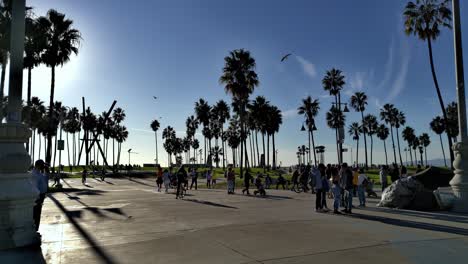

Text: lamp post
xmin=0 ymin=0 xmax=39 ymax=249
xmin=450 ymin=0 xmax=468 ymax=212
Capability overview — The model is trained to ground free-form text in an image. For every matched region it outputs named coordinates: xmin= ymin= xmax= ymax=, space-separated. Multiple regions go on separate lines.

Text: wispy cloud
xmin=376 ymin=39 xmax=395 ymax=92
xmin=130 ymin=128 xmax=153 ymax=134
xmin=295 ymin=55 xmax=317 ymax=79
xmin=385 ymin=40 xmax=410 ymax=102
xmin=282 ymin=108 xmax=298 ymax=119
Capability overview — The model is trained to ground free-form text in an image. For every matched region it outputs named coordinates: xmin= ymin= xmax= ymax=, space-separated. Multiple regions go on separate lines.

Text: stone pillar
xmin=0 ymin=0 xmax=39 ymax=249
xmin=450 ymin=142 xmax=468 ymax=212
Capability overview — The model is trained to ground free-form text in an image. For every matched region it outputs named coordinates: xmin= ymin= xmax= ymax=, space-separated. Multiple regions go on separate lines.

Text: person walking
xmin=379 ymin=166 xmax=388 ymax=192
xmin=265 ymin=174 xmax=272 ymax=189
xmin=190 ymin=167 xmax=198 ymax=190
xmin=227 ymin=167 xmax=236 ymax=194
xmin=32 ymin=160 xmax=49 ymax=231
xmin=176 ymin=165 xmax=187 ymax=199
xmin=155 ymin=166 xmax=163 ymax=192
xmin=340 ymin=163 xmax=354 ymax=214
xmin=206 ymin=169 xmax=212 ymax=189
xmin=82 ymin=169 xmax=87 ymax=185
xmin=314 ymin=165 xmax=323 ymax=212
xmin=331 ymin=166 xmax=341 ymax=214
xmin=242 ymin=169 xmax=252 ymax=195
xmin=163 ymin=168 xmax=171 ymax=193
xmin=276 ymin=173 xmax=287 ymax=190
xmin=318 ymin=164 xmax=329 ymax=211
xmin=357 ymin=169 xmax=369 ymax=207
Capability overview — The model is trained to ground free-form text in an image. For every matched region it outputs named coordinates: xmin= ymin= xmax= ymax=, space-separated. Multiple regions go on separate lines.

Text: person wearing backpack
xmin=357 ymin=169 xmax=369 ymax=207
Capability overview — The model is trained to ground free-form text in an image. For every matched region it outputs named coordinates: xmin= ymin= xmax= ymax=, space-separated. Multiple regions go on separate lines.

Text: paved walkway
xmin=2 ymin=177 xmax=468 ymax=264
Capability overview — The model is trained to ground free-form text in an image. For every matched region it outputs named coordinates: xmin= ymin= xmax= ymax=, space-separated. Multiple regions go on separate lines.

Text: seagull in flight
xmin=281 ymin=53 xmax=292 ymax=62
xmin=153 ymin=96 xmax=158 ymax=100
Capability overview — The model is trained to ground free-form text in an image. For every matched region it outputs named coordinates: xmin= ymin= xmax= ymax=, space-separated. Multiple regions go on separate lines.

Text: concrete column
xmin=450 ymin=0 xmax=468 ymax=213
xmin=0 ymin=0 xmax=39 ymax=249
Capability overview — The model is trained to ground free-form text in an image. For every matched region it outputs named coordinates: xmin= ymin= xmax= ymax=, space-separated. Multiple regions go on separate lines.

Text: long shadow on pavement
xmin=0 ymin=245 xmax=46 ymax=264
xmin=347 ymin=212 xmax=468 ymax=236
xmin=48 ymin=194 xmax=119 ymax=264
xmin=182 ymin=198 xmax=238 ymax=209
xmin=360 ymin=206 xmax=468 ymax=224
xmin=129 ymin=178 xmax=156 ymax=188
xmin=241 ymin=193 xmax=294 ymax=201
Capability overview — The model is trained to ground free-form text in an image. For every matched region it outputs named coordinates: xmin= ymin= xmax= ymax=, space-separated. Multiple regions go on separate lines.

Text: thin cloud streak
xmin=282 ymin=108 xmax=298 ymax=119
xmin=295 ymin=55 xmax=317 ymax=79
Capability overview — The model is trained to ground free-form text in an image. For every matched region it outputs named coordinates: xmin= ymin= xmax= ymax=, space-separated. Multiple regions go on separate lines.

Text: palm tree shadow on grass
xmin=346 ymin=212 xmax=468 ymax=236
xmin=48 ymin=194 xmax=119 ymax=264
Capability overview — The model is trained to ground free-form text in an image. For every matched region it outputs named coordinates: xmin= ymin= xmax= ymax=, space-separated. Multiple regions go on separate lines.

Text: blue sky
xmin=18 ymin=0 xmax=468 ymax=166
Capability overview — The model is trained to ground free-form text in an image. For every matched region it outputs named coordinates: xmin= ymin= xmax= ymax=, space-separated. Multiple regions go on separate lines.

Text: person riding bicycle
xmin=176 ymin=165 xmax=187 ymax=199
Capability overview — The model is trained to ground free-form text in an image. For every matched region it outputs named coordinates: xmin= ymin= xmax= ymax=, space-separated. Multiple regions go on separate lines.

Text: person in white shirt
xmin=357 ymin=169 xmax=369 ymax=207
xmin=32 ymin=160 xmax=49 ymax=231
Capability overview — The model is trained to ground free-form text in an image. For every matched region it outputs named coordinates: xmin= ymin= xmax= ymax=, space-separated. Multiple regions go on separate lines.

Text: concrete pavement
xmin=1 ymin=176 xmax=468 ymax=264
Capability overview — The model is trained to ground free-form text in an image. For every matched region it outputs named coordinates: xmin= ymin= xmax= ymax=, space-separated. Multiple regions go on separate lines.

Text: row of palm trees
xmin=0 ymin=1 xmax=82 ymax=169
xmin=22 ymin=96 xmax=128 ymax=169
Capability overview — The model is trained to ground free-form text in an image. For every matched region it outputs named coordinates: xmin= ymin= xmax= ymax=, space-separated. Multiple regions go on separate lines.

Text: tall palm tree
xmin=404 ymin=0 xmax=454 ymax=165
xmin=195 ymin=98 xmax=211 ymax=164
xmin=420 ymin=133 xmax=431 ymax=166
xmin=213 ymin=100 xmax=230 ymax=169
xmin=219 ymin=49 xmax=259 ymax=178
xmin=326 ymin=106 xmax=345 ymax=163
xmin=430 ymin=116 xmax=447 ymax=167
xmin=25 ymin=97 xmax=46 ymax=162
xmin=445 ymin=102 xmax=459 ymax=142
xmin=192 ymin=138 xmax=199 ymax=163
xmin=250 ymin=96 xmax=268 ymax=169
xmin=402 ymin=126 xmax=416 ymax=166
xmin=150 ymin=119 xmax=160 ymax=165
xmin=268 ymin=105 xmax=282 ymax=169
xmin=24 ymin=17 xmax=47 ymax=104
xmin=162 ymin=126 xmax=176 ymax=166
xmin=39 ymin=9 xmax=81 ymax=165
xmin=380 ymin=104 xmax=398 ymax=165
xmin=394 ymin=110 xmax=406 ymax=166
xmin=298 ymin=96 xmax=320 ymax=165
xmin=412 ymin=136 xmax=421 ymax=166
xmin=376 ymin=124 xmax=390 ymax=166
xmin=348 ymin=122 xmax=362 ymax=165
xmin=363 ymin=114 xmax=378 ymax=166
xmin=115 ymin=125 xmax=128 ymax=165
xmin=322 ymin=68 xmax=346 ymax=163
xmin=350 ymin=91 xmax=369 ymax=168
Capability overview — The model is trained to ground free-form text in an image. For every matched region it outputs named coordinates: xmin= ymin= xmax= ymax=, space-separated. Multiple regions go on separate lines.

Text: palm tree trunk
xmin=221 ymin=128 xmax=225 ymax=169
xmin=255 ymin=131 xmax=260 ymax=167
xmin=414 ymin=148 xmax=418 ymax=166
xmin=272 ymin=133 xmax=276 ymax=169
xmin=67 ymin=132 xmax=71 ymax=168
xmin=370 ymin=135 xmax=373 ymax=166
xmin=112 ymin=139 xmax=115 ymax=166
xmin=427 ymin=38 xmax=454 ymax=168
xmin=424 ymin=147 xmax=428 ymax=166
xmin=267 ymin=134 xmax=270 ymax=170
xmin=396 ymin=127 xmax=403 ymax=166
xmin=249 ymin=133 xmax=254 ymax=168
xmin=389 ymin=126 xmax=397 ymax=165
xmin=46 ymin=66 xmax=56 ymax=165
xmin=38 ymin=133 xmax=41 ymax=159
xmin=53 ymin=129 xmax=58 ymax=168
xmin=361 ymin=112 xmax=368 ymax=168
xmin=338 ymin=93 xmax=343 ymax=164
xmin=439 ymin=134 xmax=447 ymax=167
xmin=335 ymin=128 xmax=340 ymax=164
xmin=408 ymin=143 xmax=414 ymax=166
xmin=262 ymin=132 xmax=266 ymax=171
xmin=420 ymin=151 xmax=424 ymax=166
xmin=0 ymin=56 xmax=7 ymax=120
xmin=27 ymin=67 xmax=32 ymax=104
xmin=308 ymin=129 xmax=311 ymax=165
xmin=356 ymin=139 xmax=359 ymax=166
xmin=204 ymin=136 xmax=207 ymax=165
xmin=383 ymin=140 xmax=388 ymax=166
xmin=311 ymin=130 xmax=317 ymax=166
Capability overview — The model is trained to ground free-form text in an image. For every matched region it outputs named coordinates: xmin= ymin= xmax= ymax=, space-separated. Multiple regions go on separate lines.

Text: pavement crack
xmin=215 ymin=240 xmax=262 ymax=263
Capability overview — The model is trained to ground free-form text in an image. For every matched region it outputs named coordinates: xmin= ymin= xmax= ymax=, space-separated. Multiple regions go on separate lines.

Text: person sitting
xmin=276 ymin=173 xmax=287 ymax=190
xmin=254 ymin=175 xmax=266 ymax=196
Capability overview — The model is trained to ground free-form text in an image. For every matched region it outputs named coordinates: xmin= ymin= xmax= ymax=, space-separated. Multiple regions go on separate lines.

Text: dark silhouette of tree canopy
xmin=350 ymin=91 xmax=369 ymax=168
xmin=376 ymin=124 xmax=390 ymax=165
xmin=430 ymin=116 xmax=447 ymax=167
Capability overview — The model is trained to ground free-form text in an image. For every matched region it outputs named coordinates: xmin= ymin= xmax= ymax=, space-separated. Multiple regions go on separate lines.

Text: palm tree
xmin=380 ymin=104 xmax=398 ymax=165
xmin=430 ymin=116 xmax=447 ymax=167
xmin=25 ymin=97 xmax=46 ymax=162
xmin=404 ymin=0 xmax=454 ymax=165
xmin=402 ymin=126 xmax=416 ymax=166
xmin=213 ymin=100 xmax=230 ymax=169
xmin=195 ymin=98 xmax=211 ymax=164
xmin=298 ymin=96 xmax=320 ymax=165
xmin=162 ymin=126 xmax=176 ymax=166
xmin=227 ymin=125 xmax=241 ymax=167
xmin=445 ymin=102 xmax=459 ymax=142
xmin=394 ymin=110 xmax=406 ymax=166
xmin=376 ymin=124 xmax=390 ymax=166
xmin=363 ymin=114 xmax=378 ymax=166
xmin=24 ymin=17 xmax=47 ymax=104
xmin=39 ymin=9 xmax=81 ymax=165
xmin=412 ymin=136 xmax=421 ymax=166
xmin=250 ymin=96 xmax=268 ymax=169
xmin=266 ymin=105 xmax=282 ymax=169
xmin=349 ymin=122 xmax=362 ymax=165
xmin=150 ymin=119 xmax=160 ymax=165
xmin=420 ymin=133 xmax=431 ymax=166
xmin=326 ymin=106 xmax=345 ymax=163
xmin=192 ymin=138 xmax=200 ymax=163
xmin=350 ymin=92 xmax=369 ymax=168
xmin=219 ymin=49 xmax=259 ymax=178
xmin=322 ymin=68 xmax=346 ymax=163
xmin=115 ymin=125 xmax=128 ymax=165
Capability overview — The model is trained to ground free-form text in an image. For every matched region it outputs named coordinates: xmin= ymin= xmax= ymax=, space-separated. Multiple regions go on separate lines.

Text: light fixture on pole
xmin=300 ymin=123 xmax=306 ymax=131
xmin=343 ymin=104 xmax=350 ymax=113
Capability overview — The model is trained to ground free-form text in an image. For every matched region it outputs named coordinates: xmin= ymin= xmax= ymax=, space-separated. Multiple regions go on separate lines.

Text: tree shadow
xmin=0 ymin=244 xmax=46 ymax=264
xmin=48 ymin=194 xmax=119 ymax=264
xmin=94 ymin=178 xmax=115 ymax=185
xmin=347 ymin=212 xmax=468 ymax=236
xmin=242 ymin=193 xmax=293 ymax=200
xmin=361 ymin=206 xmax=468 ymax=224
xmin=182 ymin=198 xmax=238 ymax=209
xmin=129 ymin=178 xmax=156 ymax=188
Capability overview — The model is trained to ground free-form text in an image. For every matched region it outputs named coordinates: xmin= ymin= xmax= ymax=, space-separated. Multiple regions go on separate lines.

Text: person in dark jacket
xmin=339 ymin=163 xmax=354 ymax=213
xmin=176 ymin=165 xmax=187 ymax=199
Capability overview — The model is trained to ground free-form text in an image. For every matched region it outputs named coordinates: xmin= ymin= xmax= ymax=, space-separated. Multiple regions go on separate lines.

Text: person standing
xmin=190 ymin=167 xmax=198 ymax=190
xmin=163 ymin=169 xmax=171 ymax=193
xmin=227 ymin=167 xmax=236 ymax=194
xmin=314 ymin=165 xmax=323 ymax=212
xmin=206 ymin=169 xmax=212 ymax=189
xmin=379 ymin=166 xmax=388 ymax=192
xmin=400 ymin=166 xmax=408 ymax=179
xmin=32 ymin=160 xmax=49 ymax=231
xmin=331 ymin=166 xmax=341 ymax=214
xmin=357 ymin=169 xmax=369 ymax=207
xmin=265 ymin=174 xmax=272 ymax=189
xmin=82 ymin=169 xmax=87 ymax=185
xmin=318 ymin=164 xmax=329 ymax=211
xmin=242 ymin=169 xmax=252 ymax=195
xmin=156 ymin=166 xmax=163 ymax=192
xmin=176 ymin=165 xmax=187 ymax=199
xmin=340 ymin=163 xmax=354 ymax=214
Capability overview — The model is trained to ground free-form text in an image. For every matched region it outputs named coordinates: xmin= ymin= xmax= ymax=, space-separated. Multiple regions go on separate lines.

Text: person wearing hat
xmin=32 ymin=159 xmax=49 ymax=231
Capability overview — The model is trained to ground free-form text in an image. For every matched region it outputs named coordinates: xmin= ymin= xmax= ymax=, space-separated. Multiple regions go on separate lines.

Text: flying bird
xmin=281 ymin=53 xmax=292 ymax=62
xmin=153 ymin=96 xmax=158 ymax=100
